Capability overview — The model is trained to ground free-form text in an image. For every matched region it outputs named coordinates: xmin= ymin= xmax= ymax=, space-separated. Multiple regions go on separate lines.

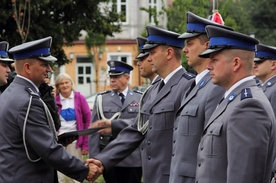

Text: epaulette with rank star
xmin=240 ymin=88 xmax=252 ymax=101
xmin=183 ymin=72 xmax=196 ymax=80
xmin=133 ymin=90 xmax=143 ymax=95
xmin=98 ymin=90 xmax=111 ymax=95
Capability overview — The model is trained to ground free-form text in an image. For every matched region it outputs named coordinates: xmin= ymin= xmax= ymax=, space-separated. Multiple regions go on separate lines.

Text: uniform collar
xmin=262 ymin=75 xmax=276 ymax=87
xmin=195 ymin=69 xmax=209 ymax=85
xmin=17 ymin=74 xmax=40 ymax=93
xmin=163 ymin=65 xmax=182 ymax=84
xmin=224 ymin=76 xmax=255 ymax=99
xmin=117 ymin=87 xmax=128 ymax=97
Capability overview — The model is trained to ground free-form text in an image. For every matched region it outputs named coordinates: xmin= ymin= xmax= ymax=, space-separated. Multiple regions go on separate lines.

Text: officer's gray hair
xmin=55 ymin=73 xmax=75 ymax=93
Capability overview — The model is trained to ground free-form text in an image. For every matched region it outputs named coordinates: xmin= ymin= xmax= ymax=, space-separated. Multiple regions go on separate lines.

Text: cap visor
xmin=38 ymin=55 xmax=57 ymax=62
xmin=142 ymin=43 xmax=158 ymax=50
xmin=199 ymin=47 xmax=224 ymax=58
xmin=109 ymin=71 xmax=125 ymax=76
xmin=136 ymin=52 xmax=149 ymax=59
xmin=254 ymin=57 xmax=262 ymax=62
xmin=0 ymin=58 xmax=14 ymax=62
xmin=178 ymin=32 xmax=201 ymax=39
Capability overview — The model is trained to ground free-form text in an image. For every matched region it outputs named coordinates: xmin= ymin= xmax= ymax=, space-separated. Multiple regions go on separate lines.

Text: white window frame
xmin=108 ymin=0 xmax=128 ymax=25
xmin=149 ymin=0 xmax=161 ymax=25
xmin=75 ymin=56 xmax=95 ymax=96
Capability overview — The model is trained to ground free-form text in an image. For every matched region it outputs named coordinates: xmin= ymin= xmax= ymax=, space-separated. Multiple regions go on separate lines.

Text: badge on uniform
xmin=227 ymin=93 xmax=236 ymax=103
xmin=199 ymin=80 xmax=207 ymax=89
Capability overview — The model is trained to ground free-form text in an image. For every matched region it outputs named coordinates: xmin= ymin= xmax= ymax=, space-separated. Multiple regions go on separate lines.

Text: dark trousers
xmin=103 ymin=167 xmax=142 ymax=183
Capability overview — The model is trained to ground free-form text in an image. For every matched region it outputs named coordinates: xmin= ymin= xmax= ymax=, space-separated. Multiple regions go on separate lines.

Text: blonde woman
xmin=55 ymin=73 xmax=91 ymax=183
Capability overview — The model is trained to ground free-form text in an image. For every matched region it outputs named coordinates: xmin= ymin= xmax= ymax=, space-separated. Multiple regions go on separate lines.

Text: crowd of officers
xmin=0 ymin=11 xmax=275 ymax=183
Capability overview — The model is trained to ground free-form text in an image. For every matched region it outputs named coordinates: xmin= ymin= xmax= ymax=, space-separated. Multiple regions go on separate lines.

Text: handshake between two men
xmin=85 ymin=158 xmax=104 ymax=182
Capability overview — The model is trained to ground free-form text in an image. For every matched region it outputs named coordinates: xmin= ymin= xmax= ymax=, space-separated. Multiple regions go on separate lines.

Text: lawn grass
xmin=83 ymin=175 xmax=105 ymax=183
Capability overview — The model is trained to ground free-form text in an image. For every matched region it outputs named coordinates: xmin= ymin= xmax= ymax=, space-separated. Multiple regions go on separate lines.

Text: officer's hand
xmin=85 ymin=158 xmax=104 ymax=182
xmin=58 ymin=136 xmax=78 ymax=147
xmin=90 ymin=119 xmax=112 ymax=134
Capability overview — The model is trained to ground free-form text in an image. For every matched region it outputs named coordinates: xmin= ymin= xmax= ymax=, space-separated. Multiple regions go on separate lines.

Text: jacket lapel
xmin=262 ymin=75 xmax=276 ymax=92
xmin=180 ymin=73 xmax=211 ymax=109
xmin=111 ymin=91 xmax=122 ymax=107
xmin=148 ymin=68 xmax=185 ymax=111
xmin=121 ymin=90 xmax=135 ymax=110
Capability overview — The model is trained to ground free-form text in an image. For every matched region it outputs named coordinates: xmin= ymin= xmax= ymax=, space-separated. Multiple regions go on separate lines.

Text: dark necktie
xmin=185 ymin=80 xmax=196 ymax=97
xmin=158 ymin=80 xmax=165 ymax=93
xmin=119 ymin=93 xmax=125 ymax=104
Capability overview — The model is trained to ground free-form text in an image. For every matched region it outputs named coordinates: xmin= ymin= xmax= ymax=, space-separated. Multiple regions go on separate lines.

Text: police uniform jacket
xmin=110 ymin=76 xmax=162 ymax=138
xmin=0 ymin=77 xmax=89 ymax=183
xmin=169 ymin=72 xmax=225 ymax=183
xmin=95 ymin=68 xmax=194 ymax=183
xmin=89 ymin=88 xmax=142 ymax=167
xmin=261 ymin=76 xmax=276 ymax=173
xmin=196 ymin=79 xmax=276 ymax=183
xmin=262 ymin=75 xmax=276 ymax=116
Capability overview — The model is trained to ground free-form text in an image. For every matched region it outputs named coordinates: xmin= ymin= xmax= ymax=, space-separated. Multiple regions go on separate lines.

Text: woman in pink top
xmin=55 ymin=73 xmax=91 ymax=183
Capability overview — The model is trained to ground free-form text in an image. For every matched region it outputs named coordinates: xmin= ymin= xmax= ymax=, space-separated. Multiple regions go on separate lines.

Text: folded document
xmin=58 ymin=126 xmax=107 ymax=143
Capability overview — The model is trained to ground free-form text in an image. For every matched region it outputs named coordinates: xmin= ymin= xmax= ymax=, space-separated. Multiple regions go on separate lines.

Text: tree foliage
xmin=85 ymin=30 xmax=106 ymax=92
xmin=0 ymin=0 xmax=121 ymax=66
xmin=165 ymin=0 xmax=276 ymax=72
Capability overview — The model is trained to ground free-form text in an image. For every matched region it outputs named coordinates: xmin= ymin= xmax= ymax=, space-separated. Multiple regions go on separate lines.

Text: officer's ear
xmin=204 ymin=40 xmax=209 ymax=50
xmin=232 ymin=57 xmax=242 ymax=72
xmin=23 ymin=61 xmax=32 ymax=74
xmin=271 ymin=60 xmax=276 ymax=70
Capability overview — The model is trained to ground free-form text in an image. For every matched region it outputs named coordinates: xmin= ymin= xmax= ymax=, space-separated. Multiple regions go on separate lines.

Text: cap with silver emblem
xmin=107 ymin=60 xmax=133 ymax=76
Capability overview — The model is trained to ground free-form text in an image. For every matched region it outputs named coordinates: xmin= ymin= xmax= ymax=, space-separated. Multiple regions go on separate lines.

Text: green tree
xmin=85 ymin=30 xmax=106 ymax=92
xmin=0 ymin=0 xmax=121 ymax=66
xmin=248 ymin=0 xmax=276 ymax=45
xmin=165 ymin=0 xmax=210 ymax=73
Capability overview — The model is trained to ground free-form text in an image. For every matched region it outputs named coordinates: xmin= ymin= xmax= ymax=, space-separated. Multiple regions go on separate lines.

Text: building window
xmin=110 ymin=0 xmax=128 ymax=24
xmin=76 ymin=56 xmax=95 ymax=96
xmin=149 ymin=0 xmax=159 ymax=25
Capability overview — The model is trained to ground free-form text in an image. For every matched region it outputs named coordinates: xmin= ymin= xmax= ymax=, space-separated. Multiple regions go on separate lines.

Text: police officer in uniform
xmin=87 ymin=25 xmax=195 ymax=183
xmin=195 ymin=26 xmax=275 ymax=183
xmin=169 ymin=12 xmax=233 ymax=183
xmin=89 ymin=60 xmax=142 ymax=183
xmin=0 ymin=37 xmax=100 ymax=183
xmin=253 ymin=44 xmax=276 ymax=181
xmin=254 ymin=44 xmax=276 ymax=112
xmin=0 ymin=41 xmax=13 ymax=94
xmin=89 ymin=36 xmax=160 ymax=137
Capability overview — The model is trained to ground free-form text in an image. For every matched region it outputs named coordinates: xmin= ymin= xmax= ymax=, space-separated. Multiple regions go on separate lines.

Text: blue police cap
xmin=179 ymin=11 xmax=234 ymax=39
xmin=9 ymin=36 xmax=57 ymax=62
xmin=199 ymin=25 xmax=259 ymax=58
xmin=107 ymin=60 xmax=133 ymax=76
xmin=136 ymin=37 xmax=149 ymax=59
xmin=0 ymin=41 xmax=13 ymax=62
xmin=254 ymin=44 xmax=276 ymax=62
xmin=143 ymin=25 xmax=184 ymax=50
